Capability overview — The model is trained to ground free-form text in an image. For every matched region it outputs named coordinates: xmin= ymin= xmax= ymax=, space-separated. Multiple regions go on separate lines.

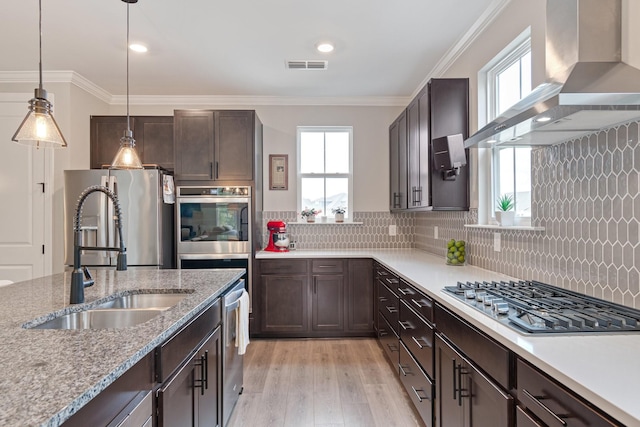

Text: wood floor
xmin=227 ymin=338 xmax=423 ymax=427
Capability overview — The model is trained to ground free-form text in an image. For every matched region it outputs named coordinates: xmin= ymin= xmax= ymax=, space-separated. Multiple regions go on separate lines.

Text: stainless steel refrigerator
xmin=64 ymin=168 xmax=174 ymax=268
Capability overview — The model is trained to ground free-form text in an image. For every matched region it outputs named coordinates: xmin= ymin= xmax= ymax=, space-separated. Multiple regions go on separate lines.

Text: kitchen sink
xmin=93 ymin=292 xmax=190 ymax=310
xmin=29 ymin=308 xmax=165 ymax=330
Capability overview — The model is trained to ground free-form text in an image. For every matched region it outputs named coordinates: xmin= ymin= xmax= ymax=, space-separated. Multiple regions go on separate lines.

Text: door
xmin=389 ymin=111 xmax=407 ymax=210
xmin=64 ymin=170 xmax=111 ymax=266
xmin=435 ymin=335 xmax=464 ymax=427
xmin=215 ymin=111 xmax=254 ymax=181
xmin=311 ymin=274 xmax=344 ymax=331
xmin=109 ymin=170 xmax=161 ymax=266
xmin=196 ymin=326 xmax=222 ymax=427
xmin=157 ymin=351 xmax=197 ymax=427
xmin=174 ymin=110 xmax=215 ymax=180
xmin=347 ymin=258 xmax=374 ymax=332
xmin=0 ymin=94 xmax=52 ymax=281
xmin=260 ymin=274 xmax=309 ymax=333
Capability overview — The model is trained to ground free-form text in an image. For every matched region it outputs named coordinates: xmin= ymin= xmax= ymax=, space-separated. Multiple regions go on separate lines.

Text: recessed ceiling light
xmin=129 ymin=43 xmax=148 ymax=53
xmin=316 ymin=43 xmax=334 ymax=53
xmin=486 ymin=139 xmax=498 ymax=144
xmin=535 ymin=116 xmax=551 ymax=122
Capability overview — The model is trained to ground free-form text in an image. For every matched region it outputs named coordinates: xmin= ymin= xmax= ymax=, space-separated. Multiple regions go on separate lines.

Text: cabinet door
xmin=260 ymin=274 xmax=309 ymax=333
xmin=174 ymin=110 xmax=215 ymax=180
xmin=347 ymin=258 xmax=374 ymax=333
xmin=134 ymin=116 xmax=174 ymax=170
xmin=435 ymin=335 xmax=465 ymax=427
xmin=311 ymin=274 xmax=344 ymax=331
xmin=389 ymin=111 xmax=408 ymax=210
xmin=157 ymin=352 xmax=196 ymax=427
xmin=407 ymin=91 xmax=430 ymax=209
xmin=214 ymin=111 xmax=254 ymax=181
xmin=90 ymin=116 xmax=131 ymax=169
xmin=465 ymin=353 xmax=513 ymax=427
xmin=196 ymin=326 xmax=222 ymax=427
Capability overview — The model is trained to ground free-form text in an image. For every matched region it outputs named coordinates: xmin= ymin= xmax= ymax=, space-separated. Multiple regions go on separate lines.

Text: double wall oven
xmin=177 ymin=185 xmax=252 ymax=300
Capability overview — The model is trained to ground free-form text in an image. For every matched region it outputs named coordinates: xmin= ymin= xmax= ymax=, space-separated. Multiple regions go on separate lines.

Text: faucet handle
xmin=82 ymin=266 xmax=95 ymax=287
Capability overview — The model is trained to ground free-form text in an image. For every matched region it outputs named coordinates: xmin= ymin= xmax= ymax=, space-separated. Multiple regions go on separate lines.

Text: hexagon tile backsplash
xmin=262 ymin=121 xmax=639 ymax=308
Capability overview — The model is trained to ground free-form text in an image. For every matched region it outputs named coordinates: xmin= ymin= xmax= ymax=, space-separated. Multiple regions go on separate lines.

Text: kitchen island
xmin=257 ymin=249 xmax=640 ymax=426
xmin=0 ymin=268 xmax=244 ymax=427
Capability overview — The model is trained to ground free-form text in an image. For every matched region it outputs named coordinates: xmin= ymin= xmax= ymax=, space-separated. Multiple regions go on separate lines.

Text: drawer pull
xmin=385 ymin=277 xmax=399 ymax=285
xmin=398 ymin=287 xmax=415 ymax=296
xmin=378 ymin=296 xmax=387 ymax=303
xmin=411 ymin=386 xmax=430 ymax=403
xmin=453 ymin=362 xmax=470 ymax=406
xmin=522 ymin=389 xmax=569 ymax=426
xmin=411 ymin=298 xmax=432 ymax=309
xmin=315 ymin=265 xmax=336 ymax=268
xmin=398 ymin=363 xmax=412 ymax=376
xmin=411 ymin=335 xmax=431 ymax=349
xmin=377 ymin=270 xmax=389 ymax=276
xmin=386 ymin=306 xmax=398 ymax=314
xmin=399 ymin=321 xmax=413 ymax=330
xmin=387 ymin=343 xmax=398 ymax=352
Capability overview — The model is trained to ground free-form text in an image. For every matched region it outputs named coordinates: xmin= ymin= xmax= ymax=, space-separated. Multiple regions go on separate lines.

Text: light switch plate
xmin=493 ymin=232 xmax=501 ymax=252
xmin=389 ymin=224 xmax=397 ymax=236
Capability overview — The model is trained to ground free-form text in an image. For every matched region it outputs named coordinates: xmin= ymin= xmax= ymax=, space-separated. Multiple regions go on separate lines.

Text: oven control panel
xmin=178 ymin=186 xmax=250 ymax=197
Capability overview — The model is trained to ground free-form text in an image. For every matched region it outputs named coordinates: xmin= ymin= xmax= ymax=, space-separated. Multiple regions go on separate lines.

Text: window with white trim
xmin=482 ymin=34 xmax=533 ymax=220
xmin=297 ymin=126 xmax=353 ymax=219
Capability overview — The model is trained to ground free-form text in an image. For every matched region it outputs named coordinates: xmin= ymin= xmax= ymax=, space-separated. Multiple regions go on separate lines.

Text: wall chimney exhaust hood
xmin=465 ymin=0 xmax=640 ymax=149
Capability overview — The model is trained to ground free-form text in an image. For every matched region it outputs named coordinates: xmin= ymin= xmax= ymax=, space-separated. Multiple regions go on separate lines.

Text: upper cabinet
xmin=174 ymin=110 xmax=258 ymax=182
xmin=388 ymin=78 xmax=469 ymax=211
xmin=90 ymin=116 xmax=174 ymax=170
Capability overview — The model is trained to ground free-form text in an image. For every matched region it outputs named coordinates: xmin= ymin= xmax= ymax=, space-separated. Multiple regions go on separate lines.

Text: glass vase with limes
xmin=446 ymin=239 xmax=466 ymax=266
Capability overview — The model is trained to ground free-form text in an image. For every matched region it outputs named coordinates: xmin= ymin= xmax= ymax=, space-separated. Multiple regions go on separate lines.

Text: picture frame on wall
xmin=269 ymin=154 xmax=288 ymax=190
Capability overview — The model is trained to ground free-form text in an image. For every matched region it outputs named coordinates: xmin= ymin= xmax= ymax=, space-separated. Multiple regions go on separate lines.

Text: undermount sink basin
xmin=93 ymin=293 xmax=189 ymax=310
xmin=30 ymin=309 xmax=164 ymax=330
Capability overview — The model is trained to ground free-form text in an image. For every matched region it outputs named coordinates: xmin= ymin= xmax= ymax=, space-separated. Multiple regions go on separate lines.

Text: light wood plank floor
xmin=227 ymin=338 xmax=424 ymax=427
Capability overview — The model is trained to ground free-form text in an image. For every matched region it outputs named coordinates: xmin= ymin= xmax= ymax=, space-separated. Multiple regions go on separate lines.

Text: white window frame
xmin=296 ymin=126 xmax=354 ymax=220
xmin=477 ymin=28 xmax=532 ymax=225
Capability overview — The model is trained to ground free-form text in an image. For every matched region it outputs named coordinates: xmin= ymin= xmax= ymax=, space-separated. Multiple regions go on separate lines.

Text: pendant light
xmin=110 ymin=0 xmax=143 ymax=169
xmin=12 ymin=0 xmax=67 ymax=149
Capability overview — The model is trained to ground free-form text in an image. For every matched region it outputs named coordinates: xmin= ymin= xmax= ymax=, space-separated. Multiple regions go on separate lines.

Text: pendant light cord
xmin=38 ymin=0 xmax=43 ymax=92
xmin=126 ymin=2 xmax=131 ymax=133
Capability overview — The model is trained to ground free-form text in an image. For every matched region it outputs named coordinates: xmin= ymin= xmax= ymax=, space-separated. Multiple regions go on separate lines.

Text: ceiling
xmin=0 ymin=0 xmax=501 ymax=103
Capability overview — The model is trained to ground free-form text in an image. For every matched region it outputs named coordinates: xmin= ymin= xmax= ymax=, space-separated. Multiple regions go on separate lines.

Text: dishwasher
xmin=223 ymin=279 xmax=246 ymax=426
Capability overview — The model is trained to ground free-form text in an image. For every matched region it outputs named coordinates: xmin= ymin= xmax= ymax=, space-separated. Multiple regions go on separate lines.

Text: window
xmin=481 ymin=32 xmax=532 ymax=221
xmin=297 ymin=127 xmax=353 ymax=219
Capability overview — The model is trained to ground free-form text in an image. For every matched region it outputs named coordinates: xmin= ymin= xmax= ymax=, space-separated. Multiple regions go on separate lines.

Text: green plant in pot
xmin=495 ymin=194 xmax=515 ymax=226
xmin=331 ymin=207 xmax=346 ymax=222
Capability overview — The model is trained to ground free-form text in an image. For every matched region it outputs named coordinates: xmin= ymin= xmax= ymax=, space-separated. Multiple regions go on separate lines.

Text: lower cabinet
xmin=435 ymin=334 xmax=513 ymax=427
xmin=157 ymin=326 xmax=222 ymax=427
xmin=399 ymin=342 xmax=434 ymax=425
xmin=256 ymin=258 xmax=374 ymax=337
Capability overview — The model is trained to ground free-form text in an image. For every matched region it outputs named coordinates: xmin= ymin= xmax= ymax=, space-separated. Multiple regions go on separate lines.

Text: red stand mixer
xmin=265 ymin=221 xmax=290 ymax=252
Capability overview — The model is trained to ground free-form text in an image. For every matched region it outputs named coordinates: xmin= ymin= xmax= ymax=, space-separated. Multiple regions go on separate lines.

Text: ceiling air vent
xmin=286 ymin=60 xmax=328 ymax=70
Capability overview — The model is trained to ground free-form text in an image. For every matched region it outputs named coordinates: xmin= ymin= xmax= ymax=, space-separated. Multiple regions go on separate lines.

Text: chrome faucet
xmin=70 ymin=185 xmax=127 ymax=304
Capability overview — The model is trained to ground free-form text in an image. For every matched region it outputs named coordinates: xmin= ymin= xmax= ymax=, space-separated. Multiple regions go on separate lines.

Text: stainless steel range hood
xmin=465 ymin=0 xmax=640 ymax=148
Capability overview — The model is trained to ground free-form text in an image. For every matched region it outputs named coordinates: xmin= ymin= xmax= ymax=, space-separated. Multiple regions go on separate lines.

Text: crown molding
xmin=111 ymin=94 xmax=411 ymax=107
xmin=410 ymin=0 xmax=513 ymax=99
xmin=0 ymin=70 xmax=113 ymax=103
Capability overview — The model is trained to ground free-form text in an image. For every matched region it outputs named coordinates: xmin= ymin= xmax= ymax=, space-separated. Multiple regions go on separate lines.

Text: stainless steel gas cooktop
xmin=443 ymin=280 xmax=640 ymax=334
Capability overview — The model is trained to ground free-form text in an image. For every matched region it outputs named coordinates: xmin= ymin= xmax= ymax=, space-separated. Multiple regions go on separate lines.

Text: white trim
xmin=411 ymin=0 xmax=513 ymax=98
xmin=464 ymin=224 xmax=544 ymax=231
xmin=113 ymin=95 xmax=410 ymax=107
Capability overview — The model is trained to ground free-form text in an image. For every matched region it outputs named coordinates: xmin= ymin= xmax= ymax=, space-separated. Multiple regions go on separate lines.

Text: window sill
xmin=464 ymin=224 xmax=545 ymax=231
xmin=293 ymin=221 xmax=364 ymax=225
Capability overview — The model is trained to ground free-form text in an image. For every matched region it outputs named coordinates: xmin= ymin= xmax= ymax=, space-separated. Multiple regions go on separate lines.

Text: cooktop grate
xmin=443 ymin=280 xmax=640 ymax=334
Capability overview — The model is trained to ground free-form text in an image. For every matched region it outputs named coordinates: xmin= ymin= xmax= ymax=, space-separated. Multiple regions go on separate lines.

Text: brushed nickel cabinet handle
xmin=522 ymin=389 xmax=569 ymax=426
xmin=411 ymin=386 xmax=430 ymax=402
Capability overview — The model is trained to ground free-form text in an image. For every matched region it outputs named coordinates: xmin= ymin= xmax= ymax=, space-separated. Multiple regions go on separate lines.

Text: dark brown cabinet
xmin=390 ymin=111 xmax=408 ymax=210
xmin=435 ymin=335 xmax=513 ymax=427
xmin=90 ymin=116 xmax=174 ymax=170
xmin=173 ymin=110 xmax=256 ymax=182
xmin=388 ymin=78 xmax=469 ymax=211
xmin=256 ymin=258 xmax=374 ymax=337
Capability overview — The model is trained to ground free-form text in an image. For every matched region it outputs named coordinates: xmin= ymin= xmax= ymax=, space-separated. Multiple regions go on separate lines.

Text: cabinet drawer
xmin=516 ymin=406 xmax=544 ymax=427
xmin=311 ymin=259 xmax=344 ymax=273
xmin=399 ymin=300 xmax=434 ymax=379
xmin=260 ymin=259 xmax=308 ymax=275
xmin=517 ymin=359 xmax=622 ymax=427
xmin=377 ymin=281 xmax=399 ymax=334
xmin=435 ymin=303 xmax=510 ymax=390
xmin=398 ymin=280 xmax=433 ymax=323
xmin=378 ymin=313 xmax=399 ymax=372
xmin=399 ymin=342 xmax=433 ymax=426
xmin=156 ymin=298 xmax=221 ymax=382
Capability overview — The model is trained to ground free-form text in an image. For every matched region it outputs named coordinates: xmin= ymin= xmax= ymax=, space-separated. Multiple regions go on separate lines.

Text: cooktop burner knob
xmin=483 ymin=296 xmax=495 ymax=306
xmin=494 ymin=302 xmax=509 ymax=314
xmin=464 ymin=289 xmax=476 ymax=299
xmin=476 ymin=292 xmax=486 ymax=302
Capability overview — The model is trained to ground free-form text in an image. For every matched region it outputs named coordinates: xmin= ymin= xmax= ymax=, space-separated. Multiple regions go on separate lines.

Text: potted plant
xmin=332 ymin=207 xmax=346 ymax=223
xmin=300 ymin=207 xmax=321 ymax=223
xmin=495 ymin=194 xmax=515 ymax=226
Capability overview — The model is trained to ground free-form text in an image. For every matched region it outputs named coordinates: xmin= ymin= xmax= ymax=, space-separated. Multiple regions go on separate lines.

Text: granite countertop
xmin=0 ymin=268 xmax=244 ymax=427
xmin=257 ymin=249 xmax=640 ymax=426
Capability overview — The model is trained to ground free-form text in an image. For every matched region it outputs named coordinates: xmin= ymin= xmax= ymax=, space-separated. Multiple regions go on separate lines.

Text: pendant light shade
xmin=110 ymin=0 xmax=143 ymax=169
xmin=12 ymin=0 xmax=67 ymax=149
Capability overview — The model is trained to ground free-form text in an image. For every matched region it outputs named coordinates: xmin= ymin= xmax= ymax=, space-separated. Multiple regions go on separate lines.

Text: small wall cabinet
xmin=90 ymin=116 xmax=174 ymax=170
xmin=173 ymin=110 xmax=257 ymax=182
